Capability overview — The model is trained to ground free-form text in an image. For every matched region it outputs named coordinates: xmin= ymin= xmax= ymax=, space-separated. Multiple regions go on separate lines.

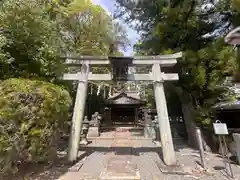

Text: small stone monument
xmin=144 ymin=114 xmax=155 ymax=138
xmin=87 ymin=112 xmax=100 ymax=137
xmin=153 ymin=116 xmax=159 ymax=141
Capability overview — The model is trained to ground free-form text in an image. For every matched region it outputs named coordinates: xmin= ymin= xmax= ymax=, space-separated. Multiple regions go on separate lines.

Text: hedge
xmin=0 ymin=78 xmax=72 ymax=174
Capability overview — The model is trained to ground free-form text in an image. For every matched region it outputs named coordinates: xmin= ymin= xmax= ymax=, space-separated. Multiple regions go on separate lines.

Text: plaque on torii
xmin=62 ymin=52 xmax=182 ymax=166
xmin=109 ymin=56 xmax=133 ymax=81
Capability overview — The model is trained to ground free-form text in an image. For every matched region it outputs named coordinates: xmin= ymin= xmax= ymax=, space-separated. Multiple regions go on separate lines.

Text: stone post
xmin=80 ymin=116 xmax=90 ymax=145
xmin=152 ymin=64 xmax=176 ymax=166
xmin=104 ymin=107 xmax=112 ymax=126
xmin=143 ymin=109 xmax=149 ymax=137
xmin=134 ymin=108 xmax=138 ymax=127
xmin=233 ymin=133 xmax=240 ymax=164
xmin=144 ymin=111 xmax=153 ymax=138
xmin=153 ymin=116 xmax=160 ymax=141
xmin=68 ymin=63 xmax=89 ymax=162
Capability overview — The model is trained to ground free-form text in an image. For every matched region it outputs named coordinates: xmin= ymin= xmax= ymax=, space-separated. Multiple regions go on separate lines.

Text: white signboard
xmin=213 ymin=123 xmax=229 ymax=135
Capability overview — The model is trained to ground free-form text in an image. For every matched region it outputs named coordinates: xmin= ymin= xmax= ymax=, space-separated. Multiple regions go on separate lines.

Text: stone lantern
xmin=79 ymin=116 xmax=90 ymax=145
xmin=87 ymin=112 xmax=101 ymax=137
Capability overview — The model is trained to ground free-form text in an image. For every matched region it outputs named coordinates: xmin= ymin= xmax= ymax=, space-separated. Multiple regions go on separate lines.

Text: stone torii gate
xmin=63 ymin=52 xmax=182 ymax=166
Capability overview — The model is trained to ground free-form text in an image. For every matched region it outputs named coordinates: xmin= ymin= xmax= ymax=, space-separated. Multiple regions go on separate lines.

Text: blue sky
xmin=92 ymin=0 xmax=140 ymax=55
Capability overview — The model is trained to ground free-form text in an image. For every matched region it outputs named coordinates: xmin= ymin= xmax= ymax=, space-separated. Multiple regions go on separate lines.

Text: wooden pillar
xmin=134 ymin=108 xmax=138 ymax=127
xmin=109 ymin=108 xmax=112 ymax=125
xmin=143 ymin=109 xmax=149 ymax=137
xmin=108 ymin=85 xmax=112 ymax=98
xmin=68 ymin=63 xmax=89 ymax=162
xmin=97 ymin=84 xmax=101 ymax=96
xmin=90 ymin=84 xmax=93 ymax=95
xmin=152 ymin=64 xmax=176 ymax=166
xmin=103 ymin=86 xmax=106 ymax=98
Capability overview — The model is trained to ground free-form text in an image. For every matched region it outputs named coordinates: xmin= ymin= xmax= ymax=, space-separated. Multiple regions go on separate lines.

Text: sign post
xmin=196 ymin=127 xmax=205 ymax=169
xmin=213 ymin=120 xmax=234 ymax=178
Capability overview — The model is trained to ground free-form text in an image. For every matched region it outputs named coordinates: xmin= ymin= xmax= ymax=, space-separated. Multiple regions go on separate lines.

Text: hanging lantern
xmin=109 ymin=57 xmax=133 ymax=81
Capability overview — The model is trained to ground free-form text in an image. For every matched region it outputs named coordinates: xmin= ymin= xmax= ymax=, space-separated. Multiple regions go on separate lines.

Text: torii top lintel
xmin=63 ymin=52 xmax=182 ymax=67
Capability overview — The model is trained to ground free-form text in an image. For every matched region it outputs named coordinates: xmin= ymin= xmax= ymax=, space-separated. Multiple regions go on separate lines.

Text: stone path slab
xmin=111 ymin=139 xmax=131 ymax=147
xmin=100 ymin=155 xmax=140 ymax=180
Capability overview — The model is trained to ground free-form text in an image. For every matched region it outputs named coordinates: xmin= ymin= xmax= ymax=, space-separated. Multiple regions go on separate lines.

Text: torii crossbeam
xmin=62 ymin=52 xmax=182 ymax=166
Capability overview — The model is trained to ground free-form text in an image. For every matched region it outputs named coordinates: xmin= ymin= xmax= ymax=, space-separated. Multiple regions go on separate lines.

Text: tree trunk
xmin=180 ymin=92 xmax=198 ymax=148
xmin=180 ymin=91 xmax=211 ymax=152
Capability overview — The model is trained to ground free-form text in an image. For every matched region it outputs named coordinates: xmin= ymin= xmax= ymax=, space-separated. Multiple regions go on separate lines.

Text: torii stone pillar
xmin=68 ymin=63 xmax=89 ymax=162
xmin=152 ymin=64 xmax=176 ymax=165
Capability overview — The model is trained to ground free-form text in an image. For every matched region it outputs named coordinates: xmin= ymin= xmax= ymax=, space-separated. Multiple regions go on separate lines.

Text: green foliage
xmin=0 ymin=0 xmax=128 ymax=80
xmin=86 ymin=93 xmax=105 ymax=118
xmin=179 ymin=39 xmax=236 ymax=123
xmin=63 ymin=0 xmax=129 ymax=56
xmin=0 ymin=0 xmax=67 ymax=81
xmin=232 ymin=0 xmax=240 ymax=10
xmin=116 ymin=0 xmax=238 ymax=125
xmin=142 ymin=84 xmax=155 ymax=109
xmin=61 ymin=0 xmax=129 ymax=75
xmin=0 ymin=78 xmax=72 ymax=174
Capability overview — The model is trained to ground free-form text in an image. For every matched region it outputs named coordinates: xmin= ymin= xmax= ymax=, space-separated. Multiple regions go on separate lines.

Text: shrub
xmin=0 ymin=78 xmax=72 ymax=174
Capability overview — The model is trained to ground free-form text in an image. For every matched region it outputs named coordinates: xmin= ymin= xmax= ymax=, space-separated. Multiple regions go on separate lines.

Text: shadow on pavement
xmin=79 ymin=146 xmax=163 ymax=159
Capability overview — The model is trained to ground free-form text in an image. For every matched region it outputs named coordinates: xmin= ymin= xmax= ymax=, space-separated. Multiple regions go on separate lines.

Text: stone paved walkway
xmin=58 ymin=127 xmax=240 ymax=180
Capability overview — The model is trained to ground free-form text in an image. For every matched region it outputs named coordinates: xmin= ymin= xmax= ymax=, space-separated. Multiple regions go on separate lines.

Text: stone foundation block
xmin=87 ymin=127 xmax=100 ymax=137
xmin=233 ymin=133 xmax=240 ymax=164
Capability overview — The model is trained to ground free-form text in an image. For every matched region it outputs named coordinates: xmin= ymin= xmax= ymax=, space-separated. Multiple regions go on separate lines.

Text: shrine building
xmin=104 ymin=90 xmax=145 ymax=126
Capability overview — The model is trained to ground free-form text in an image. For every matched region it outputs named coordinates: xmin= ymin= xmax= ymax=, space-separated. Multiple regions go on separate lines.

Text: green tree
xmin=61 ymin=0 xmax=128 ymax=77
xmin=63 ymin=0 xmax=128 ymax=56
xmin=0 ymin=78 xmax=72 ymax=174
xmin=0 ymin=0 xmax=128 ymax=85
xmin=116 ymin=0 xmax=238 ymax=148
xmin=116 ymin=0 xmax=236 ymax=121
xmin=0 ymin=0 xmax=68 ymax=81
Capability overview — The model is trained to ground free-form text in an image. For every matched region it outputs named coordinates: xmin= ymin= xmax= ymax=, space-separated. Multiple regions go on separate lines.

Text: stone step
xmin=99 ymin=172 xmax=141 ymax=180
xmin=116 ymin=126 xmax=143 ymax=129
xmin=87 ymin=137 xmax=153 ymax=140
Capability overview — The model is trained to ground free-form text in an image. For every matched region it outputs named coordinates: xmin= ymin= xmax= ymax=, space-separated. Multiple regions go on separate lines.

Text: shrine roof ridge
xmin=107 ymin=91 xmax=145 ymax=105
